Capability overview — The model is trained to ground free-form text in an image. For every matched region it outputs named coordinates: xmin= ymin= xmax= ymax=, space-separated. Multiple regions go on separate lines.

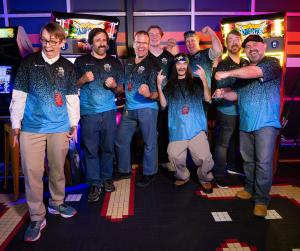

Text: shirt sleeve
xmin=114 ymin=59 xmax=124 ymax=86
xmin=13 ymin=59 xmax=29 ymax=93
xmin=9 ymin=89 xmax=28 ymax=129
xmin=66 ymin=94 xmax=80 ymax=127
xmin=257 ymin=57 xmax=281 ymax=83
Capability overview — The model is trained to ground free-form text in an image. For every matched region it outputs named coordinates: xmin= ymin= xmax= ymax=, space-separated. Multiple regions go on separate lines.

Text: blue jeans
xmin=115 ymin=108 xmax=158 ymax=175
xmin=214 ymin=111 xmax=239 ymax=179
xmin=240 ymin=127 xmax=279 ymax=206
xmin=80 ymin=110 xmax=116 ymax=187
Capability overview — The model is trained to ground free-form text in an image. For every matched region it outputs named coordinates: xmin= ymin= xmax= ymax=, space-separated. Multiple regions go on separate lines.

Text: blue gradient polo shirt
xmin=13 ymin=52 xmax=77 ymax=133
xmin=164 ymin=78 xmax=207 ymax=141
xmin=124 ymin=54 xmax=159 ymax=110
xmin=74 ymin=53 xmax=123 ymax=115
xmin=189 ymin=49 xmax=213 ymax=89
xmin=149 ymin=50 xmax=174 ymax=81
xmin=215 ymin=56 xmax=249 ymax=116
xmin=237 ymin=56 xmax=281 ymax=132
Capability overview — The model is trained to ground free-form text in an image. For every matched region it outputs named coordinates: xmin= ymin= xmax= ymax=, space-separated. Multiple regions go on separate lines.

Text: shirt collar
xmin=41 ymin=51 xmax=60 ymax=65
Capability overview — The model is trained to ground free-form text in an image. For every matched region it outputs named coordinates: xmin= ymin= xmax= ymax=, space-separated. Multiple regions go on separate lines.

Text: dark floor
xmin=1 ymin=162 xmax=300 ymax=251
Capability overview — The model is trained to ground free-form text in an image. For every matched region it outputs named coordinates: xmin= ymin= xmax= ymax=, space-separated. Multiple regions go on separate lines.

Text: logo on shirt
xmin=56 ymin=67 xmax=64 ymax=77
xmin=104 ymin=64 xmax=112 ymax=72
xmin=161 ymin=58 xmax=168 ymax=65
xmin=137 ymin=66 xmax=145 ymax=74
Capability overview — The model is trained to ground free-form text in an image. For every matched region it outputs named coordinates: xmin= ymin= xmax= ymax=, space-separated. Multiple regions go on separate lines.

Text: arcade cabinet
xmin=0 ymin=26 xmax=34 ymax=116
xmin=0 ymin=26 xmax=33 ymax=163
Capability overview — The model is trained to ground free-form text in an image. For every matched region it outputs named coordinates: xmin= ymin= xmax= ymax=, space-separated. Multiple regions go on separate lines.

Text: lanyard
xmin=177 ymin=80 xmax=186 ymax=100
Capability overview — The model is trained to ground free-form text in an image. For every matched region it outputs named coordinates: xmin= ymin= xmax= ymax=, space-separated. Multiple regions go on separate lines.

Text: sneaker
xmin=48 ymin=203 xmax=77 ymax=218
xmin=87 ymin=185 xmax=101 ymax=202
xmin=174 ymin=178 xmax=189 ymax=187
xmin=113 ymin=172 xmax=132 ymax=181
xmin=253 ymin=204 xmax=267 ymax=217
xmin=227 ymin=168 xmax=245 ymax=176
xmin=24 ymin=218 xmax=46 ymax=242
xmin=200 ymin=182 xmax=213 ymax=194
xmin=136 ymin=174 xmax=155 ymax=188
xmin=215 ymin=179 xmax=229 ymax=189
xmin=103 ymin=179 xmax=116 ymax=192
xmin=236 ymin=190 xmax=252 ymax=200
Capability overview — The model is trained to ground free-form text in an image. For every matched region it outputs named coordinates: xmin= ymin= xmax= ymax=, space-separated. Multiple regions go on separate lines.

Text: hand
xmin=138 ymin=84 xmax=151 ymax=98
xmin=67 ymin=126 xmax=77 ymax=143
xmin=12 ymin=128 xmax=20 ymax=147
xmin=194 ymin=64 xmax=206 ymax=81
xmin=215 ymin=71 xmax=230 ymax=81
xmin=212 ymin=88 xmax=225 ymax=99
xmin=105 ymin=77 xmax=117 ymax=89
xmin=201 ymin=26 xmax=213 ymax=35
xmin=82 ymin=71 xmax=94 ymax=83
xmin=157 ymin=70 xmax=166 ymax=88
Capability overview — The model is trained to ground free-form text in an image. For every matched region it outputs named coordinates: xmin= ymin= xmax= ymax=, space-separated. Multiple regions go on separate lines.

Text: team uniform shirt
xmin=164 ymin=78 xmax=207 ymax=142
xmin=215 ymin=56 xmax=249 ymax=116
xmin=149 ymin=50 xmax=174 ymax=83
xmin=236 ymin=56 xmax=281 ymax=132
xmin=124 ymin=54 xmax=159 ymax=110
xmin=74 ymin=53 xmax=123 ymax=115
xmin=13 ymin=52 xmax=77 ymax=133
xmin=189 ymin=49 xmax=213 ymax=89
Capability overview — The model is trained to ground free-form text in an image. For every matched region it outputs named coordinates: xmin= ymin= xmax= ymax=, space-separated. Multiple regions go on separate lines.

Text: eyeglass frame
xmin=40 ymin=38 xmax=61 ymax=46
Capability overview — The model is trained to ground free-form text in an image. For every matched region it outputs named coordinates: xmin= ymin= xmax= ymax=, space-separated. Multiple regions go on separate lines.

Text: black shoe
xmin=113 ymin=172 xmax=132 ymax=181
xmin=215 ymin=179 xmax=229 ymax=189
xmin=227 ymin=168 xmax=245 ymax=176
xmin=103 ymin=179 xmax=116 ymax=192
xmin=136 ymin=174 xmax=155 ymax=188
xmin=88 ymin=185 xmax=101 ymax=202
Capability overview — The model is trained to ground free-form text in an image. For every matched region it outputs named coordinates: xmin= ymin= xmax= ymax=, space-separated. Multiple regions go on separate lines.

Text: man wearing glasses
xmin=10 ymin=22 xmax=79 ymax=242
xmin=115 ymin=31 xmax=159 ymax=187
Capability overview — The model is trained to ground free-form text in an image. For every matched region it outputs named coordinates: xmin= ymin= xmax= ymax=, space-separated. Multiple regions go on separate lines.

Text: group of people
xmin=9 ymin=21 xmax=281 ymax=242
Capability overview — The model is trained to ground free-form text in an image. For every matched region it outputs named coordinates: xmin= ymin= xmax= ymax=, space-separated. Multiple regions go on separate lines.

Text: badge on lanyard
xmin=127 ymin=82 xmax=133 ymax=92
xmin=182 ymin=105 xmax=189 ymax=115
xmin=54 ymin=90 xmax=63 ymax=107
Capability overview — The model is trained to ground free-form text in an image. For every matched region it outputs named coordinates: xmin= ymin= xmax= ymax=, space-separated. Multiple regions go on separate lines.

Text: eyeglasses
xmin=40 ymin=38 xmax=60 ymax=46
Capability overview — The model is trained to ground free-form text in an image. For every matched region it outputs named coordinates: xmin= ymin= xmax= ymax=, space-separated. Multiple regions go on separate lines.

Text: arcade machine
xmin=220 ymin=12 xmax=286 ymax=173
xmin=0 ymin=26 xmax=33 ymax=161
xmin=51 ymin=12 xmax=121 ymax=183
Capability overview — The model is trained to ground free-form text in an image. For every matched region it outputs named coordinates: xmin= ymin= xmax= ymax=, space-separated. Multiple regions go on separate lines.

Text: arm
xmin=138 ymin=84 xmax=158 ymax=100
xmin=212 ymin=88 xmax=238 ymax=101
xmin=156 ymin=69 xmax=167 ymax=108
xmin=9 ymin=89 xmax=28 ymax=147
xmin=202 ymin=26 xmax=223 ymax=60
xmin=194 ymin=64 xmax=211 ymax=103
xmin=215 ymin=65 xmax=263 ymax=80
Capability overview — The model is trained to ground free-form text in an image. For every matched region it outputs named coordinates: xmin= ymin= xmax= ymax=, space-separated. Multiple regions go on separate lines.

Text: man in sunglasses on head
xmin=184 ymin=27 xmax=223 ymax=89
xmin=10 ymin=22 xmax=80 ymax=242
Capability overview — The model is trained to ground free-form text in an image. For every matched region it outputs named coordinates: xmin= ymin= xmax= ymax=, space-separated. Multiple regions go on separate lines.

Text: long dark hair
xmin=165 ymin=53 xmax=196 ymax=97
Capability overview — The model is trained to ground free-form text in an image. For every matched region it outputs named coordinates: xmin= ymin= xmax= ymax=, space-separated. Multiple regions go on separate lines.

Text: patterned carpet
xmin=1 ymin=164 xmax=300 ymax=251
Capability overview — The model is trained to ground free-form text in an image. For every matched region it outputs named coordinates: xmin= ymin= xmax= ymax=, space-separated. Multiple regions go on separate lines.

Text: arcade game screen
xmin=221 ymin=12 xmax=285 ymax=65
xmin=0 ymin=66 xmax=13 ymax=94
xmin=52 ymin=12 xmax=120 ymax=55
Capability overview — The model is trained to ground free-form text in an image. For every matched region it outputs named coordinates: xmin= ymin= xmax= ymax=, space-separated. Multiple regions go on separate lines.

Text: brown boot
xmin=200 ymin=182 xmax=213 ymax=194
xmin=253 ymin=204 xmax=267 ymax=217
xmin=174 ymin=178 xmax=189 ymax=187
xmin=236 ymin=190 xmax=252 ymax=200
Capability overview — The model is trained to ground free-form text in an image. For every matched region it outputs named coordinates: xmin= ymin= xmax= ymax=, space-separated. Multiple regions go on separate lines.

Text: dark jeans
xmin=115 ymin=108 xmax=158 ymax=175
xmin=81 ymin=110 xmax=117 ymax=187
xmin=157 ymin=108 xmax=169 ymax=164
xmin=213 ymin=111 xmax=239 ymax=179
xmin=240 ymin=127 xmax=279 ymax=206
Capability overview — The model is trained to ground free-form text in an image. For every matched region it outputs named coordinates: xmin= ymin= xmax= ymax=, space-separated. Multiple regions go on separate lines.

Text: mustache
xmin=98 ymin=45 xmax=107 ymax=49
xmin=249 ymin=49 xmax=259 ymax=54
